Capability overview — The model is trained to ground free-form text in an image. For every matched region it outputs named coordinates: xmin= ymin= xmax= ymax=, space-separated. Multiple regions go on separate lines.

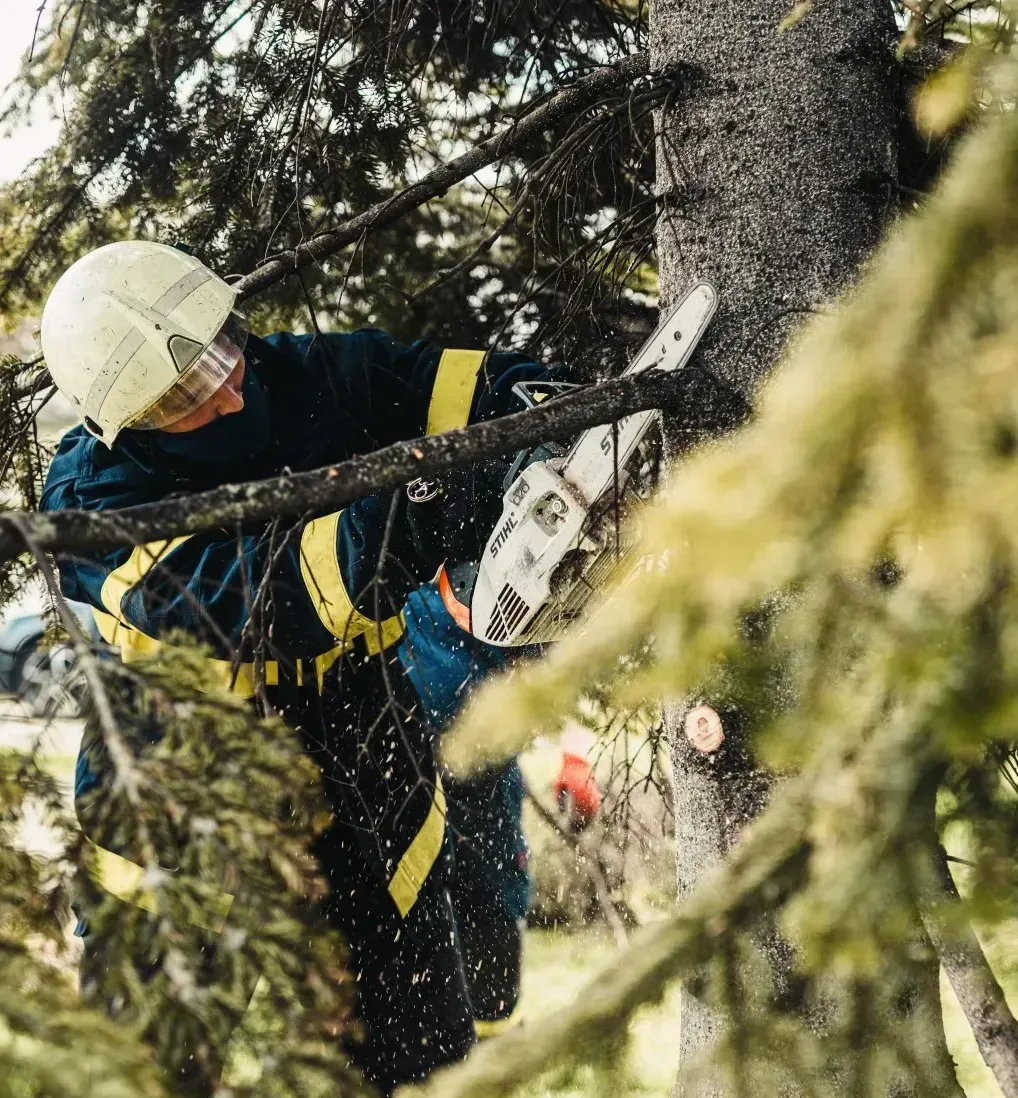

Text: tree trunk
xmin=653 ymin=0 xmax=899 ymax=397
xmin=650 ymin=2 xmax=929 ymax=1093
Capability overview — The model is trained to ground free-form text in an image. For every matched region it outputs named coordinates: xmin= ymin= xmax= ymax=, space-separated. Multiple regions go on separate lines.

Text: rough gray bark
xmin=670 ymin=733 xmax=772 ymax=1098
xmin=922 ymin=848 xmax=1018 ymax=1098
xmin=653 ymin=0 xmax=898 ymax=398
xmin=649 ymin=2 xmax=919 ymax=1093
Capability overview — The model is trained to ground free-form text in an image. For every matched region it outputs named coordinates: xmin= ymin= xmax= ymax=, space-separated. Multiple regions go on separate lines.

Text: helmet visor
xmin=127 ymin=311 xmax=249 ymax=431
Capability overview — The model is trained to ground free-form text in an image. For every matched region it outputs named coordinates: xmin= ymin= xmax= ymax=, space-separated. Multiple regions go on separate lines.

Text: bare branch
xmin=525 ymin=789 xmax=634 ymax=948
xmin=0 ymin=364 xmax=747 ymax=560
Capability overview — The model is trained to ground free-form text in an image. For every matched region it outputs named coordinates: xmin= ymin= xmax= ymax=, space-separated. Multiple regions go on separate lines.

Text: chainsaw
xmin=437 ymin=281 xmax=718 ymax=647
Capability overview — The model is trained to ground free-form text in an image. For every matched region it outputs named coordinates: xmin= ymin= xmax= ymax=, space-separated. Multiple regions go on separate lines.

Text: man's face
xmin=159 ymin=355 xmax=246 ymax=434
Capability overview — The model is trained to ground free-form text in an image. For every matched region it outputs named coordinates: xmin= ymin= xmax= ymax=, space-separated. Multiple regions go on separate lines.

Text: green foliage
xmin=74 ymin=640 xmax=364 ymax=1096
xmin=0 ymin=354 xmax=57 ymax=605
xmin=1 ymin=4 xmax=1017 ymax=1096
xmin=0 ymin=0 xmax=655 ymax=359
xmin=0 ymin=746 xmax=165 ymax=1097
xmin=0 ymin=633 xmax=368 ymax=1097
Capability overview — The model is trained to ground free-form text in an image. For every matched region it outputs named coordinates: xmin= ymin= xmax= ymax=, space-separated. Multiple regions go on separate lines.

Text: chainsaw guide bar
xmin=469 ymin=281 xmax=718 ymax=646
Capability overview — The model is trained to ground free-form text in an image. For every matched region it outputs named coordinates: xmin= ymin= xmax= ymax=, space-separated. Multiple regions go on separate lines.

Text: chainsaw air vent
xmin=486 ymin=583 xmax=531 ymax=643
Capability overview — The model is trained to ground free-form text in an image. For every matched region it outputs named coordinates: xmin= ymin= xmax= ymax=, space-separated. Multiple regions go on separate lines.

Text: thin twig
xmin=234 ymin=54 xmax=654 ymax=299
xmin=526 ymin=789 xmax=632 ymax=948
xmin=7 ymin=516 xmax=161 ymax=877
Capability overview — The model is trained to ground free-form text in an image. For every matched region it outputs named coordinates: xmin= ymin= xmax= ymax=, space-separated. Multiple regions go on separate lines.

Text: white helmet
xmin=41 ymin=240 xmax=248 ymax=445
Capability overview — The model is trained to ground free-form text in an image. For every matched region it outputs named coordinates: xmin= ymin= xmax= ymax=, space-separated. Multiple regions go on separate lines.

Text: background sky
xmin=0 ymin=4 xmax=74 ymax=451
xmin=0 ymin=1 xmax=62 ymax=183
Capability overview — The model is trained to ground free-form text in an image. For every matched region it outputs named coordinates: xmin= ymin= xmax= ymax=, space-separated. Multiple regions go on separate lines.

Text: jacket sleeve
xmin=42 ymin=459 xmax=421 ymax=665
xmin=264 ymin=329 xmax=547 ymax=450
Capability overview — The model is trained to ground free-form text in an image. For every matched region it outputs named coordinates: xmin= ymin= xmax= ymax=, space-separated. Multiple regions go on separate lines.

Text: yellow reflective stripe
xmin=88 ymin=841 xmax=234 ymax=934
xmin=426 ymin=349 xmax=485 ymax=435
xmin=299 ymin=513 xmax=405 ymax=654
xmin=388 ymin=777 xmax=446 ymax=918
xmin=474 ymin=1014 xmax=521 ymax=1039
xmin=100 ymin=537 xmax=192 ymax=621
xmin=92 ymin=607 xmax=150 ymax=650
xmin=311 ymin=614 xmax=405 ymax=691
xmin=314 ymin=645 xmax=343 ymax=693
xmin=91 ymin=609 xmax=278 ymax=699
xmin=299 ymin=512 xmax=377 ymax=641
xmin=366 ymin=611 xmax=406 ymax=655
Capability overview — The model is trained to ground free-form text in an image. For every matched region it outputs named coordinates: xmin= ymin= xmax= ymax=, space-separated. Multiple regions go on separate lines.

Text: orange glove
xmin=554 ymin=752 xmax=602 ymax=831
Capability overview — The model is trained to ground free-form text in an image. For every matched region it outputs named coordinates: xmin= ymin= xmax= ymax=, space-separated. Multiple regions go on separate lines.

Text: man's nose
xmin=215 ymin=380 xmax=245 ymax=416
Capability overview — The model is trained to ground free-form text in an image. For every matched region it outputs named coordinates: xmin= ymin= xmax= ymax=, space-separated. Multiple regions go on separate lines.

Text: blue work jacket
xmin=41 ymin=328 xmax=542 ymax=931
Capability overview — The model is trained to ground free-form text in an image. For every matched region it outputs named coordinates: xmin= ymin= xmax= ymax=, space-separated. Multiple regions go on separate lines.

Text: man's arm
xmin=45 ymin=472 xmax=420 ymax=664
xmin=44 ymin=328 xmax=556 ymax=664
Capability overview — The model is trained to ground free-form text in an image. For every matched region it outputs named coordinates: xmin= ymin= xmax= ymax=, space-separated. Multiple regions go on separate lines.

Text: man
xmin=39 ymin=239 xmax=559 ymax=1094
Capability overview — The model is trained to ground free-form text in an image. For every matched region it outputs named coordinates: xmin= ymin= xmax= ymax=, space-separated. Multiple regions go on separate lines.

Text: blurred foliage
xmin=0 ymin=639 xmax=365 ymax=1097
xmin=0 ymin=1 xmax=997 ymax=360
xmin=520 ymin=715 xmax=671 ymax=932
xmin=0 ymin=745 xmax=165 ymax=1097
xmin=441 ymin=49 xmax=1018 ymax=1098
xmin=73 ymin=640 xmax=365 ymax=1097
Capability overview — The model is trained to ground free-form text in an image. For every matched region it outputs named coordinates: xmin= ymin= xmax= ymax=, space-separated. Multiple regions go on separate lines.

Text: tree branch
xmin=921 ymin=844 xmax=1018 ymax=1098
xmin=0 ymin=365 xmax=747 ymax=561
xmin=234 ymin=53 xmax=653 ymax=300
xmin=18 ymin=53 xmax=657 ymax=399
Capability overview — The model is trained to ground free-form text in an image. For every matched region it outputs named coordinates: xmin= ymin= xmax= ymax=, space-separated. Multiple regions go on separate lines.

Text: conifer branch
xmin=16 ymin=53 xmax=658 ymax=399
xmin=0 ymin=365 xmax=746 ymax=560
xmin=234 ymin=53 xmax=653 ymax=299
xmin=410 ymin=713 xmax=943 ymax=1098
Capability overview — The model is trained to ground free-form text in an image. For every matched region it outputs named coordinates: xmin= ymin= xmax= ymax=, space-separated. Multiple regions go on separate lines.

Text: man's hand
xmin=684 ymin=704 xmax=725 ymax=753
xmin=554 ymin=752 xmax=602 ymax=831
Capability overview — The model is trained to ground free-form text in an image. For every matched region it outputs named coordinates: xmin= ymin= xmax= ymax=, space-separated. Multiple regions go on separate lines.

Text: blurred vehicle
xmin=0 ymin=601 xmax=97 ymax=717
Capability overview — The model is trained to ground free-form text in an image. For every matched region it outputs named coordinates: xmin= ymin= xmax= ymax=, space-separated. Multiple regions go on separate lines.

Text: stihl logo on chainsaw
xmin=489 ymin=514 xmax=518 ymax=558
